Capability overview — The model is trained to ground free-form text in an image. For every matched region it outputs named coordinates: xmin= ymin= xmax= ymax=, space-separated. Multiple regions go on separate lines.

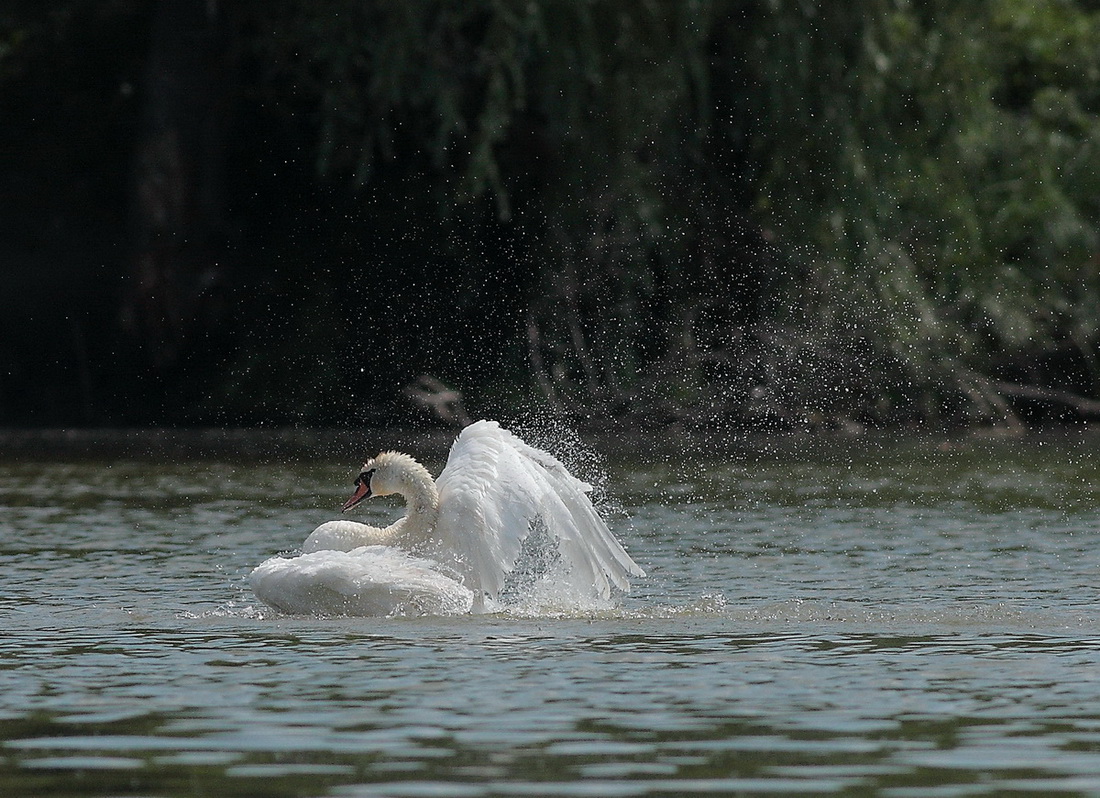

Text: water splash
xmin=504 ymin=406 xmax=623 ymax=521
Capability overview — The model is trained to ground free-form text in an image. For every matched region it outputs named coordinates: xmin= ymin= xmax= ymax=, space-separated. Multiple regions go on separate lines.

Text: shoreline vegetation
xmin=3 ymin=2 xmax=1100 ymax=432
xmin=1 ymin=423 xmax=1097 ymax=463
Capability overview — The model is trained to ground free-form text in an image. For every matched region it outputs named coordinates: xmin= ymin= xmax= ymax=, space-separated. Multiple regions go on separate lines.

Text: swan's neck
xmin=382 ymin=461 xmax=439 ymax=546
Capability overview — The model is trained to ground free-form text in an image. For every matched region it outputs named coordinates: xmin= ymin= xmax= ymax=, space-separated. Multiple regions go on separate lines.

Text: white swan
xmin=250 ymin=420 xmax=644 ymax=616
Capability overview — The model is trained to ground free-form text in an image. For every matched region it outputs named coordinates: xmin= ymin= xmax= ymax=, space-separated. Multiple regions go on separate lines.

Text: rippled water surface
xmin=4 ymin=433 xmax=1100 ymax=796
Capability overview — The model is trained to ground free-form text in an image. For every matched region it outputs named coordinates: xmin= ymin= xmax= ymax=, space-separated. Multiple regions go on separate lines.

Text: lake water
xmin=4 ymin=430 xmax=1100 ymax=796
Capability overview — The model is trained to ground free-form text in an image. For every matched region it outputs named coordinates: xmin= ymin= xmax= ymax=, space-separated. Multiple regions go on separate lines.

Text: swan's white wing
xmin=434 ymin=420 xmax=644 ymax=609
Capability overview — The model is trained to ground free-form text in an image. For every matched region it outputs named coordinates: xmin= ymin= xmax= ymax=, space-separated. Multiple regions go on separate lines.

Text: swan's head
xmin=341 ymin=451 xmax=428 ymax=512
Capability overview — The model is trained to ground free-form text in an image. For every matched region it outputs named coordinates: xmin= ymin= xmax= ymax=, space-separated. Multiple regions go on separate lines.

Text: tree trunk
xmin=123 ymin=0 xmax=231 ymax=369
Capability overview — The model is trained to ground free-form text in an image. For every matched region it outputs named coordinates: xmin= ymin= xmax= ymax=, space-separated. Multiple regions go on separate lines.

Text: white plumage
xmin=250 ymin=546 xmax=474 ymax=616
xmin=250 ymin=420 xmax=644 ymax=616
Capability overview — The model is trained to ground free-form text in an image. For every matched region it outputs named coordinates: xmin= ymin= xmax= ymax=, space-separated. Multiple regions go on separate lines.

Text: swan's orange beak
xmin=342 ymin=482 xmax=371 ymax=512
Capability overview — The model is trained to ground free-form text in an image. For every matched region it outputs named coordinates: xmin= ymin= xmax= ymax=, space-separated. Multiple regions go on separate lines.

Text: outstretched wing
xmin=433 ymin=420 xmax=644 ymax=610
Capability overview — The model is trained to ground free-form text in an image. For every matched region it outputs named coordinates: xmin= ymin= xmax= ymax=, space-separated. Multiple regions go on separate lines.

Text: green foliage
xmin=753 ymin=0 xmax=1100 ymax=401
xmin=235 ymin=0 xmax=1100 ymax=427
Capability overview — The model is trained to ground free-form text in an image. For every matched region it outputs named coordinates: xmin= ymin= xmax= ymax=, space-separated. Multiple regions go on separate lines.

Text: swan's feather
xmin=302 ymin=520 xmax=383 ymax=553
xmin=435 ymin=420 xmax=644 ymax=610
xmin=250 ymin=546 xmax=474 ymax=616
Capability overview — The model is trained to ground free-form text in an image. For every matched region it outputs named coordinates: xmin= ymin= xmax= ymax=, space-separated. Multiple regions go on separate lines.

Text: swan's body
xmin=250 ymin=420 xmax=644 ymax=616
xmin=250 ymin=546 xmax=474 ymax=616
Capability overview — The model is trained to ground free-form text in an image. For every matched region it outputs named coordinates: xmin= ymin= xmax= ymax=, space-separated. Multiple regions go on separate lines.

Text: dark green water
xmin=3 ymin=433 xmax=1100 ymax=796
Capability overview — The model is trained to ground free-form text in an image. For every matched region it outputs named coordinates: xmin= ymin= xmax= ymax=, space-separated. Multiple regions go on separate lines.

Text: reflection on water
xmin=3 ymin=434 xmax=1100 ymax=796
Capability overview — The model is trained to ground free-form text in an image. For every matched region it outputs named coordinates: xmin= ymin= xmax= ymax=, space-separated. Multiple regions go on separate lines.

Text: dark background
xmin=3 ymin=1 xmax=1099 ymax=431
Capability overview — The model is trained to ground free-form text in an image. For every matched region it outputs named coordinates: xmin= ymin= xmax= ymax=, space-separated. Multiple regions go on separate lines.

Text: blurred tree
xmin=751 ymin=0 xmax=1100 ymax=426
